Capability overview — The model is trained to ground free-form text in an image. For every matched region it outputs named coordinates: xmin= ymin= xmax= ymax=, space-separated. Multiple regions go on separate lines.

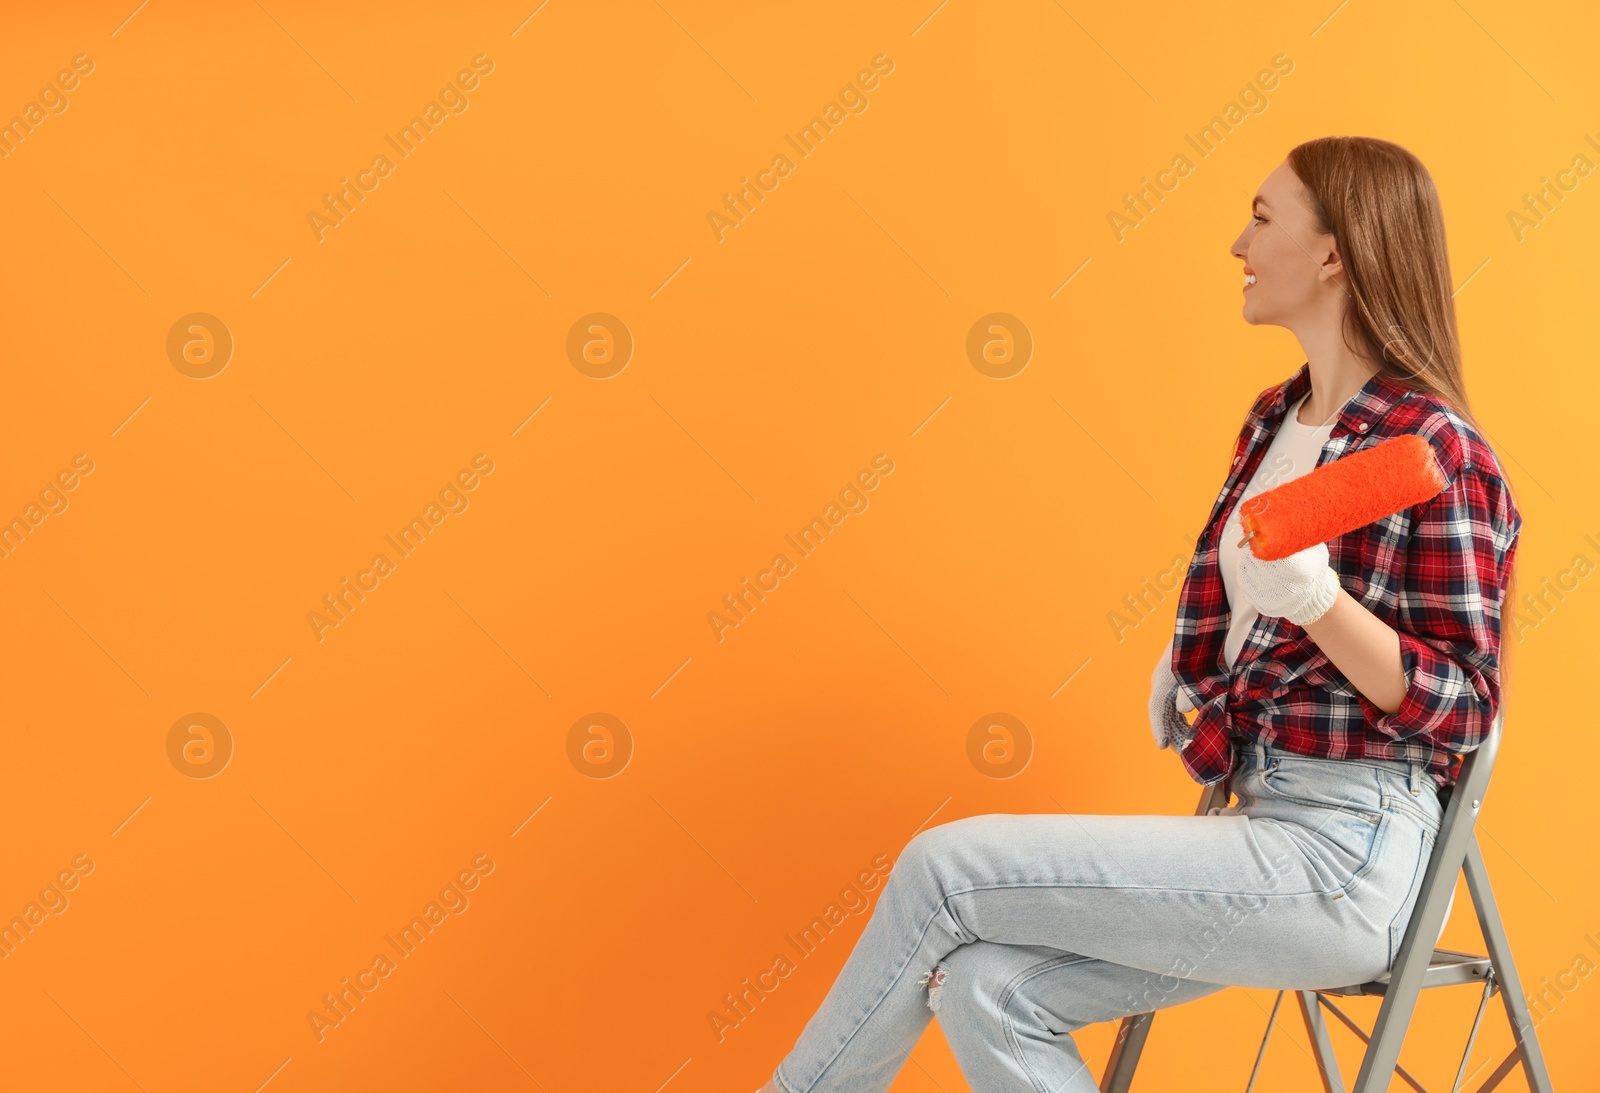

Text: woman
xmin=755 ymin=136 xmax=1523 ymax=1093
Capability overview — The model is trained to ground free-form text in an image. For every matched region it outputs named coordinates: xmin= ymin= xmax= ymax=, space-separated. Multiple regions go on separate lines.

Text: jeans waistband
xmin=1242 ymin=737 xmax=1432 ymax=798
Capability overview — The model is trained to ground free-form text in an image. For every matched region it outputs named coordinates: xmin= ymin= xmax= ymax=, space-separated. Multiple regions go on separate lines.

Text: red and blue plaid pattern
xmin=1171 ymin=362 xmax=1522 ymax=791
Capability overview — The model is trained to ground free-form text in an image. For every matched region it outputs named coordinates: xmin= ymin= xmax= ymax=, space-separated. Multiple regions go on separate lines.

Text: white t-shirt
xmin=1217 ymin=392 xmax=1338 ymax=667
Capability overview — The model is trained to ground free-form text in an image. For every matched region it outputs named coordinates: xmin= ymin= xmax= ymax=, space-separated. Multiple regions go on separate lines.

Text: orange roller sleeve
xmin=1238 ymin=433 xmax=1448 ymax=560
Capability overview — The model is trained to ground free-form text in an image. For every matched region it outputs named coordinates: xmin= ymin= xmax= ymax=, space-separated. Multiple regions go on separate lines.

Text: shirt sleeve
xmin=1355 ymin=456 xmax=1520 ymax=755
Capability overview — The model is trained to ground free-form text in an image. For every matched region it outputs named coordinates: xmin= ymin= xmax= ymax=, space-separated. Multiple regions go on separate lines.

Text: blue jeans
xmin=771 ymin=739 xmax=1447 ymax=1092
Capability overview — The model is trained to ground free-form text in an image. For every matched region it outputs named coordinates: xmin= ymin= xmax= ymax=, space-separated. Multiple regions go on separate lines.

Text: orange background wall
xmin=0 ymin=2 xmax=1594 ymax=1090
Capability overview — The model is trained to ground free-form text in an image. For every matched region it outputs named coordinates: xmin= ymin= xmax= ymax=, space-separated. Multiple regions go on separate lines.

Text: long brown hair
xmin=1286 ymin=135 xmax=1522 ymax=710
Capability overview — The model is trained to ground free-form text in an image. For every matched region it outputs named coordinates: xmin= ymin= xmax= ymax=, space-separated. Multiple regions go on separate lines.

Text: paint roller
xmin=1236 ymin=433 xmax=1448 ymax=560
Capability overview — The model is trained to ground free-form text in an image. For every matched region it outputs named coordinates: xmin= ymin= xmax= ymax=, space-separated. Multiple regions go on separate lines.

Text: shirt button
xmin=1356 ymin=422 xmax=1368 ymax=431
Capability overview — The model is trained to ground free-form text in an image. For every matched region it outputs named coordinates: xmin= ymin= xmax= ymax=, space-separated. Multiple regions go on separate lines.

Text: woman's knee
xmin=899 ymin=813 xmax=998 ymax=879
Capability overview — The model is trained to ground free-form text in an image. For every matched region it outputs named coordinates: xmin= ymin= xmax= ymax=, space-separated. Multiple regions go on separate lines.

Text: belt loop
xmin=1254 ymin=738 xmax=1267 ymax=770
xmin=1407 ymin=758 xmax=1423 ymax=796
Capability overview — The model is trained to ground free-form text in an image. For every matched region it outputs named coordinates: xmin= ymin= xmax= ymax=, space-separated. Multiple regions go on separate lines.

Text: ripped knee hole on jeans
xmin=918 ymin=962 xmax=951 ymax=1012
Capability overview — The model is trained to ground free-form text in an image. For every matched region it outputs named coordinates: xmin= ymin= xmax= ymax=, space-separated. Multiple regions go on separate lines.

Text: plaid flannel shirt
xmin=1170 ymin=362 xmax=1522 ymax=792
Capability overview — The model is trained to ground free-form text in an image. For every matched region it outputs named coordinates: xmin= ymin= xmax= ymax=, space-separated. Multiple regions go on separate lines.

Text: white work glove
xmin=1147 ymin=637 xmax=1195 ymax=751
xmin=1237 ymin=539 xmax=1341 ymax=626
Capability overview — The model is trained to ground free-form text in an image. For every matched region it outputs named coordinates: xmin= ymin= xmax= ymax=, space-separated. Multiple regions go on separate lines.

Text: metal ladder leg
xmin=1461 ymin=836 xmax=1556 ymax=1093
xmin=1098 ymin=1012 xmax=1154 ymax=1093
xmin=1348 ymin=947 xmax=1430 ymax=1090
xmin=1244 ymin=990 xmax=1285 ymax=1093
xmin=1296 ymin=990 xmax=1347 ymax=1093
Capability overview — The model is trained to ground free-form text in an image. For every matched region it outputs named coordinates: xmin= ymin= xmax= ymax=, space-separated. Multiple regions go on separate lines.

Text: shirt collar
xmin=1254 ymin=361 xmax=1415 ymax=439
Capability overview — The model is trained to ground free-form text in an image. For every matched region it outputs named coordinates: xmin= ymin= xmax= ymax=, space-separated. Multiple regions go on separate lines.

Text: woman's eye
xmin=1253 ymin=214 xmax=1268 ymax=224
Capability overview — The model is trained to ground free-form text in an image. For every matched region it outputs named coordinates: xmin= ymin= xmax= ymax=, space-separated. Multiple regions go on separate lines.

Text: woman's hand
xmin=1237 ymin=537 xmax=1409 ymax=714
xmin=1148 ymin=637 xmax=1190 ymax=750
xmin=1236 ymin=539 xmax=1342 ymax=626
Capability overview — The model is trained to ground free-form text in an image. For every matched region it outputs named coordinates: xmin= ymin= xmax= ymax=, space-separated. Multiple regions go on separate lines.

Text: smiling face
xmin=1230 ymin=161 xmax=1344 ymax=328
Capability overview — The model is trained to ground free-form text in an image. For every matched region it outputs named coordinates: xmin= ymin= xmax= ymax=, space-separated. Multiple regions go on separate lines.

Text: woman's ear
xmin=1318 ymin=241 xmax=1345 ymax=285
